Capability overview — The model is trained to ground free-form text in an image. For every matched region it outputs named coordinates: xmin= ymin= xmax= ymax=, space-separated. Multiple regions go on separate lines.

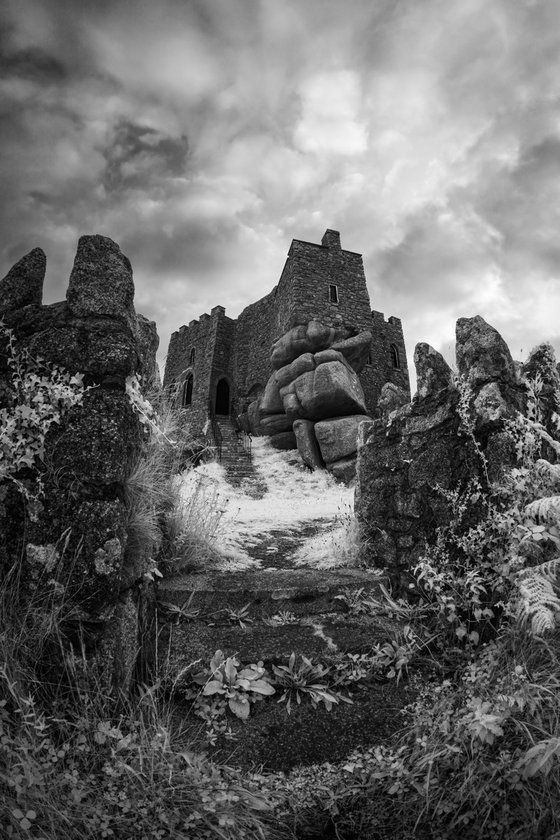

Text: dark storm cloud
xmin=102 ymin=121 xmax=189 ymax=192
xmin=1 ymin=0 xmax=560 ymax=379
xmin=0 ymin=46 xmax=68 ymax=82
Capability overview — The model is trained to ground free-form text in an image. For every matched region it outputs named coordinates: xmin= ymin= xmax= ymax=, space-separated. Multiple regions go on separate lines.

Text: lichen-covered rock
xmin=356 ymin=316 xmax=528 ymax=587
xmin=0 ymin=247 xmax=45 ymax=312
xmin=456 ymin=316 xmax=517 ymax=387
xmin=355 ymin=390 xmax=474 ymax=583
xmin=293 ymin=418 xmax=323 ymax=469
xmin=378 ymin=382 xmax=409 ymax=420
xmin=48 ymin=390 xmax=141 ymax=486
xmin=1 ymin=234 xmax=154 ymax=696
xmin=315 ymin=414 xmax=370 ymax=464
xmin=414 ymin=343 xmax=453 ymax=400
xmin=522 ymin=342 xmax=560 ymax=436
xmin=280 ymin=361 xmax=367 ymax=421
xmin=67 ymin=235 xmax=137 ymax=335
xmin=136 ymin=313 xmax=160 ymax=389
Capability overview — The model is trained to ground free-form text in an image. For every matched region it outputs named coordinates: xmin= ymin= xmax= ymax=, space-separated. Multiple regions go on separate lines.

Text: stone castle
xmin=164 ymin=229 xmax=410 ymax=447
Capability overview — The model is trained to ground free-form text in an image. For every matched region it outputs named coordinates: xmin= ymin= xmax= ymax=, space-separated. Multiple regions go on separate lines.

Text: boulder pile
xmin=245 ymin=319 xmax=373 ymax=483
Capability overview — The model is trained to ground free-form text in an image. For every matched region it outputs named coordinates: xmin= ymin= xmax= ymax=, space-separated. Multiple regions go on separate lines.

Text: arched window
xmin=215 ymin=378 xmax=230 ymax=415
xmin=182 ymin=374 xmax=193 ymax=407
xmin=189 ymin=347 xmax=195 ymax=366
xmin=390 ymin=344 xmax=401 ymax=370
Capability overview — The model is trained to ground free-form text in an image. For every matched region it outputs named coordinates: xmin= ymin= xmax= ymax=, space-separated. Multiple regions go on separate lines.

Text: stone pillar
xmin=0 ymin=235 xmax=159 ymax=695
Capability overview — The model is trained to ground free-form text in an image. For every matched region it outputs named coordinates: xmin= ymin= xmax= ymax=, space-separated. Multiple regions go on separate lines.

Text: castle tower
xmin=163 ymin=229 xmax=410 ymax=435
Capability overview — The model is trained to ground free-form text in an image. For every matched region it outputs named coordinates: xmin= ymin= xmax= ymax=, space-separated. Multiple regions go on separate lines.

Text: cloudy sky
xmin=2 ymin=0 xmax=560 ymax=385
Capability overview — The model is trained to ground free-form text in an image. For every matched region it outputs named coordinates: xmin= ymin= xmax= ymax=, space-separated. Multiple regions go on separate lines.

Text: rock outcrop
xmin=0 ymin=236 xmax=159 ymax=695
xmin=256 ymin=319 xmax=377 ymax=481
xmin=355 ymin=317 xmax=528 ymax=586
xmin=0 ymin=247 xmax=45 ymax=311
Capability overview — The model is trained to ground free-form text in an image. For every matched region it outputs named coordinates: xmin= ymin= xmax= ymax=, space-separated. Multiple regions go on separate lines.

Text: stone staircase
xmin=156 ymin=566 xmax=409 ymax=773
xmin=212 ymin=417 xmax=267 ymax=495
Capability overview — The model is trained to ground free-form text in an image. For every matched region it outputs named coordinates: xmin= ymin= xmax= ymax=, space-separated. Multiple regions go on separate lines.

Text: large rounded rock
xmin=67 ymin=235 xmax=137 ymax=335
xmin=331 ymin=330 xmax=372 ymax=373
xmin=260 ymin=372 xmax=284 ymax=415
xmin=0 ymin=247 xmax=45 ymax=312
xmin=315 ymin=414 xmax=370 ymax=463
xmin=271 ymin=321 xmax=336 ymax=369
xmin=275 ymin=353 xmax=315 ymax=389
xmin=280 ymin=361 xmax=367 ymax=421
xmin=293 ymin=419 xmax=323 ymax=469
xmin=260 ymin=413 xmax=293 ymax=435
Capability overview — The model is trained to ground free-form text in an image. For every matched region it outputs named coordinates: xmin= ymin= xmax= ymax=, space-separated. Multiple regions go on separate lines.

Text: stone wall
xmin=0 ymin=235 xmax=159 ymax=694
xmin=164 ymin=305 xmax=237 ymax=432
xmin=234 ymin=288 xmax=277 ymax=406
xmin=164 ymin=229 xmax=411 ymax=436
xmin=275 ymin=230 xmax=373 ymax=334
xmin=355 ymin=316 xmax=534 ymax=588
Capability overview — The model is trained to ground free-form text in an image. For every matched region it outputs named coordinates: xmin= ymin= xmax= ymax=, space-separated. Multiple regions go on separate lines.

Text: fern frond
xmin=524 ymin=496 xmax=560 ymax=526
xmin=519 ymin=557 xmax=560 ymax=583
xmin=535 ymin=459 xmax=560 ymax=487
xmin=516 ymin=572 xmax=560 ymax=636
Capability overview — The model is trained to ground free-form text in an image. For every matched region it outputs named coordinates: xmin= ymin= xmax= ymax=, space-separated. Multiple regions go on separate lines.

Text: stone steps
xmin=158 ymin=568 xmax=387 ymax=621
xmin=156 ymin=567 xmax=409 ymax=772
xmin=213 ymin=419 xmax=267 ymax=494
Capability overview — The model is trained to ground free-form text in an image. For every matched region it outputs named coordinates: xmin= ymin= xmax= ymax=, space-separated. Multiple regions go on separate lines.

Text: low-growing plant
xmin=272 ymin=653 xmax=353 ymax=714
xmin=176 ymin=651 xmax=275 ymax=743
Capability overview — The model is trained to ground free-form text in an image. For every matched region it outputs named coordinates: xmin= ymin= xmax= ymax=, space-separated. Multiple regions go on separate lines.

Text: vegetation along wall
xmin=0 ymin=235 xmax=159 ymax=693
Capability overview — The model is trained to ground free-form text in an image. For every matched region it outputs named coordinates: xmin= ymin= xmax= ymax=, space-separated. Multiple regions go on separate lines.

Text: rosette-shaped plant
xmin=202 ymin=650 xmax=275 ymax=720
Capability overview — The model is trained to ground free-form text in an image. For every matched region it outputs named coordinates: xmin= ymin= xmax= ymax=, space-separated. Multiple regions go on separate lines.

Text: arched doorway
xmin=215 ymin=378 xmax=230 ymax=415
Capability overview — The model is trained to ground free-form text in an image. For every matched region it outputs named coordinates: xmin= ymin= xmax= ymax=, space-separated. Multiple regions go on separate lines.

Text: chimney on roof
xmin=321 ymin=229 xmax=341 ymax=250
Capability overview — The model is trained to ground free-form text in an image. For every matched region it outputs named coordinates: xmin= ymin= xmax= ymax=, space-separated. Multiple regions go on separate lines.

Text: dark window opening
xmin=215 ymin=378 xmax=230 ymax=415
xmin=367 ymin=351 xmax=372 ymax=365
xmin=390 ymin=344 xmax=401 ymax=370
xmin=189 ymin=348 xmax=195 ymax=365
xmin=182 ymin=374 xmax=194 ymax=406
xmin=329 ymin=284 xmax=339 ymax=304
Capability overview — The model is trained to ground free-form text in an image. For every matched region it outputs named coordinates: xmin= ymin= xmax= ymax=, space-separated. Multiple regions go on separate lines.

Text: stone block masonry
xmin=164 ymin=229 xmax=410 ymax=436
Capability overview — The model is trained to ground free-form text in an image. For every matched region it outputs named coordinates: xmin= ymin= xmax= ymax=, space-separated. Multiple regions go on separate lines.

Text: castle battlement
xmin=164 ymin=229 xmax=410 ymax=433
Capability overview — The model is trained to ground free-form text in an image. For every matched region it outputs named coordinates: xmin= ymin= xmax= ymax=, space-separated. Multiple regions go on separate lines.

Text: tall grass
xmin=0 ymin=383 xmax=287 ymax=839
xmin=125 ymin=390 xmax=225 ymax=578
xmin=0 ymin=576 xmax=284 ymax=839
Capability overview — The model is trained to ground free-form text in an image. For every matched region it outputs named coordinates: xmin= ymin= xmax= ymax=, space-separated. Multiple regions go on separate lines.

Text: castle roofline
xmin=289 ymin=238 xmax=362 ymax=257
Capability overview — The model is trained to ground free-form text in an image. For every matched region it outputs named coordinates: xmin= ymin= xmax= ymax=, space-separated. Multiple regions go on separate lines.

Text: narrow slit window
xmin=390 ymin=344 xmax=401 ymax=370
xmin=189 ymin=347 xmax=195 ymax=366
xmin=329 ymin=284 xmax=339 ymax=304
xmin=182 ymin=374 xmax=194 ymax=406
